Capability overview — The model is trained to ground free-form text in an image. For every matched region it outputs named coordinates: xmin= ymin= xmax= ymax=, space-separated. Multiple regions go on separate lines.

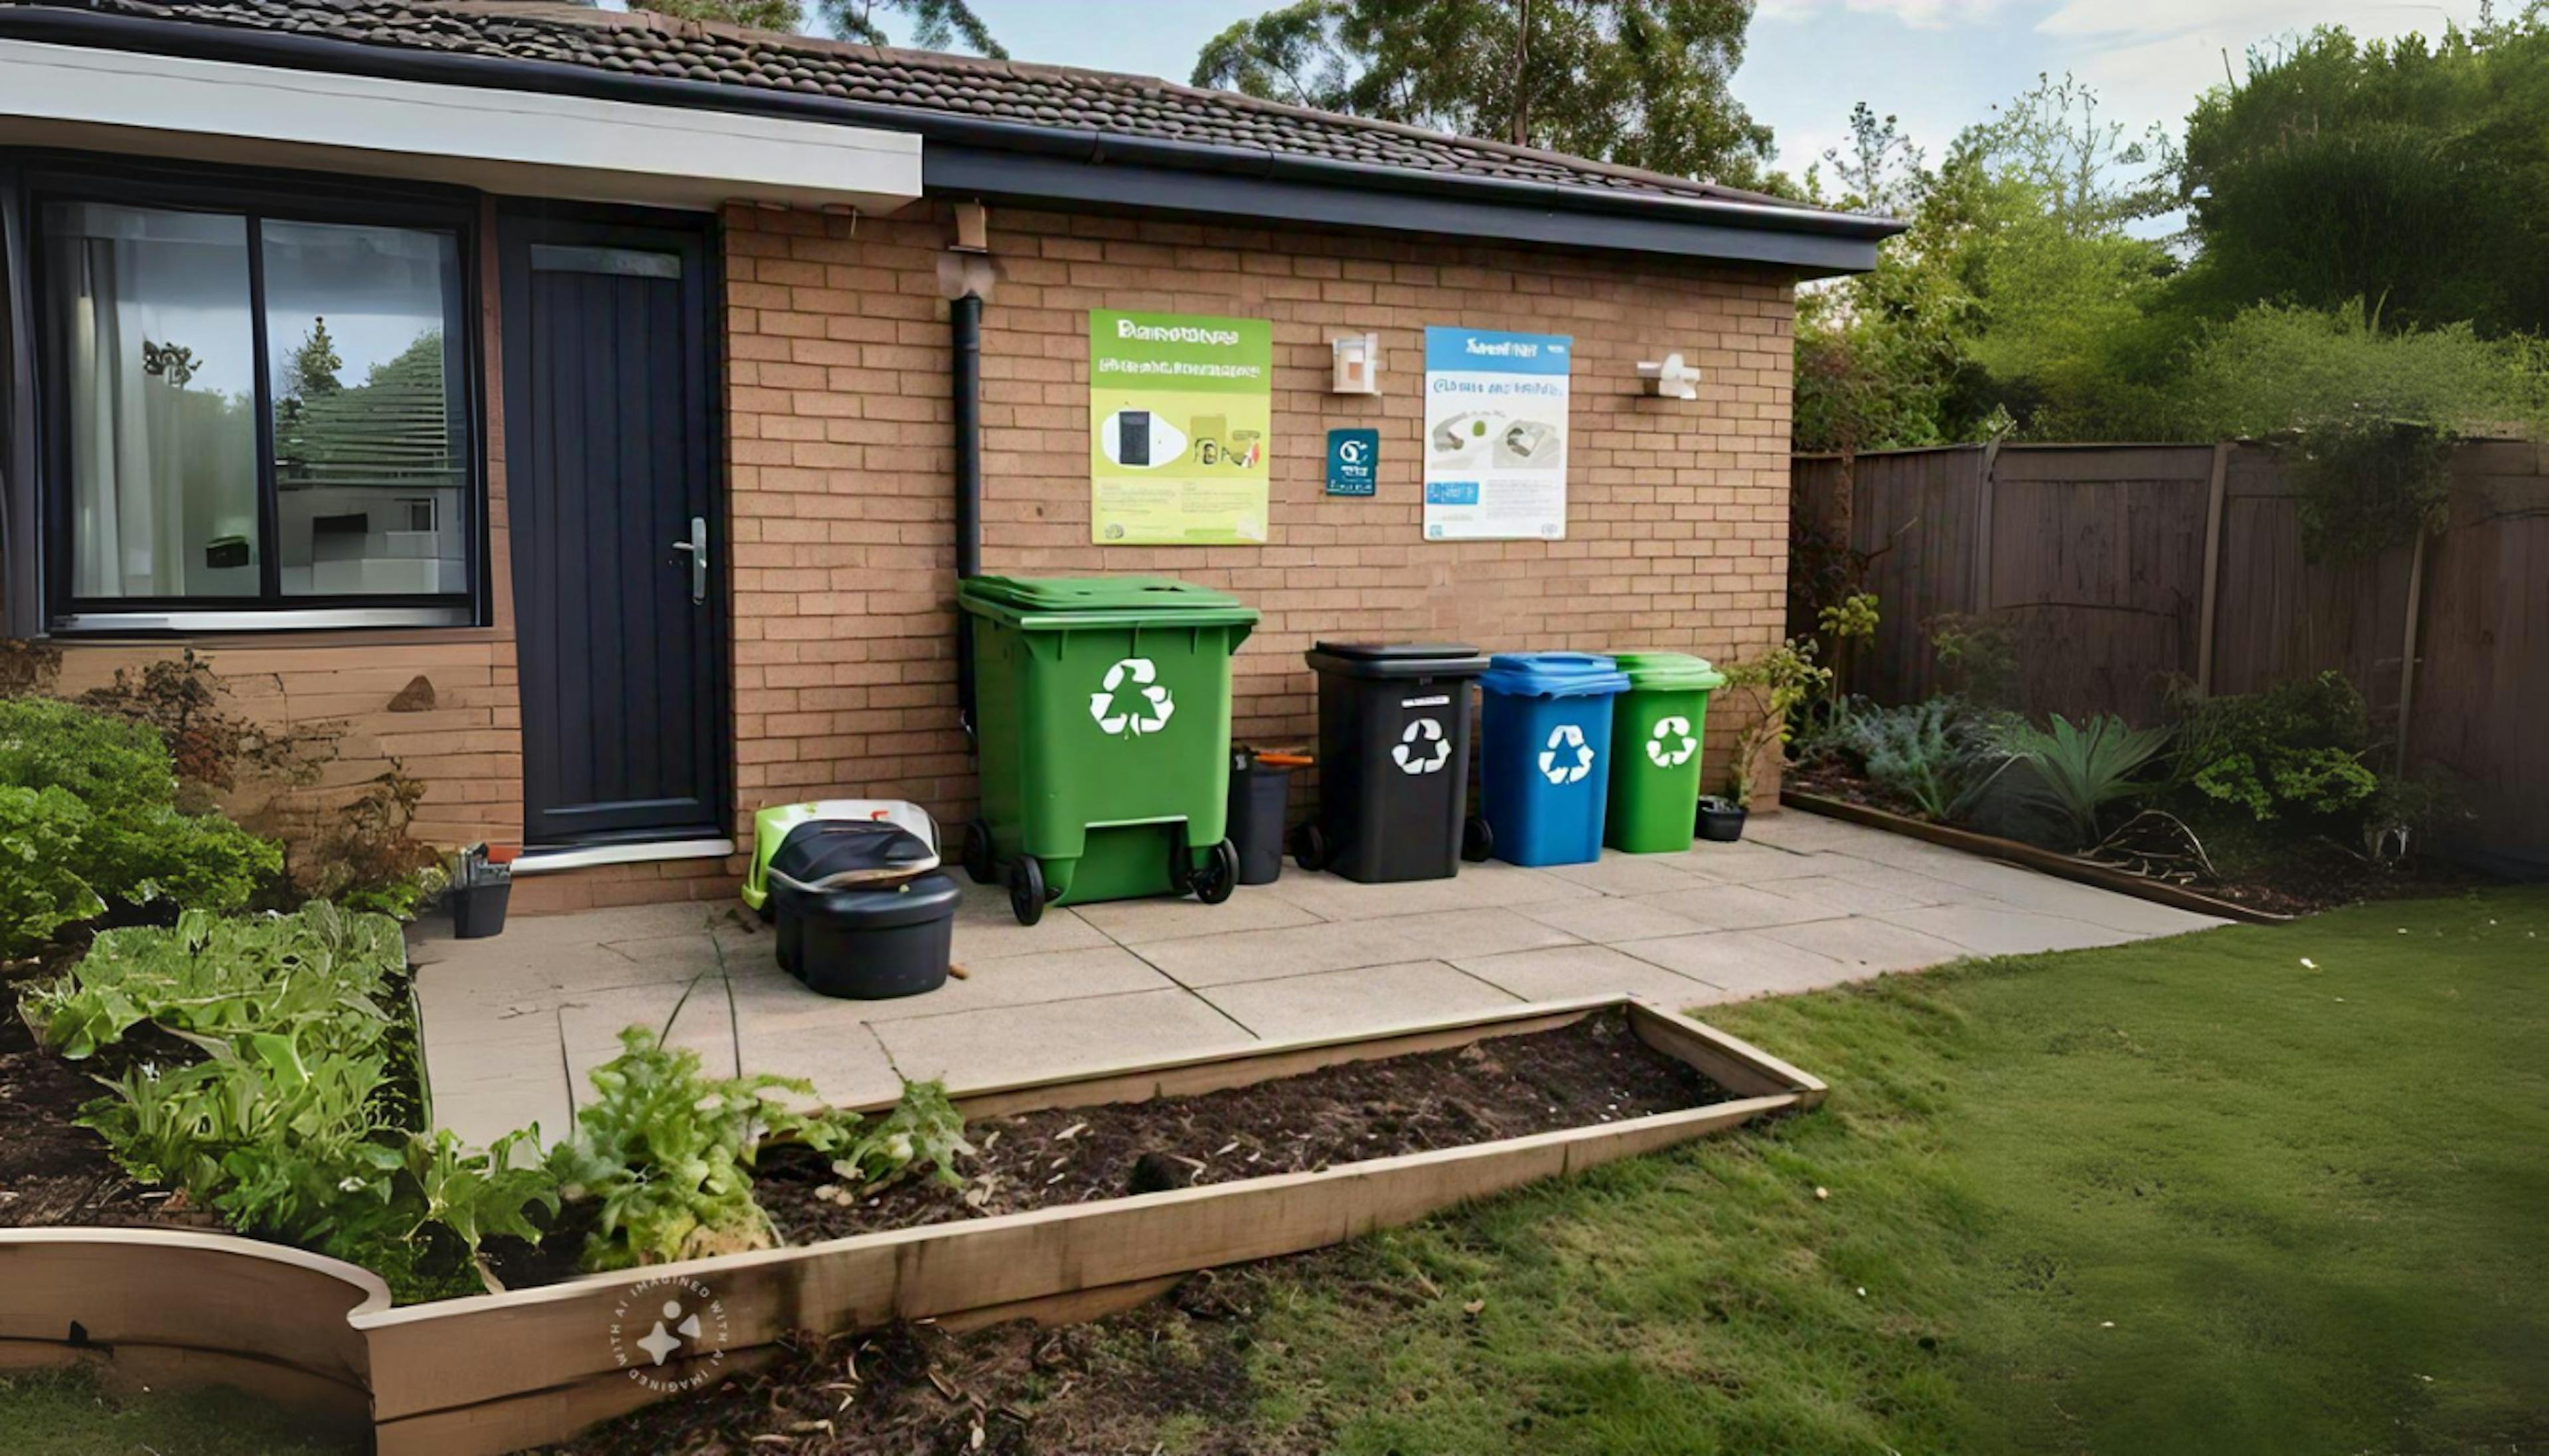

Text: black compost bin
xmin=767 ymin=820 xmax=959 ymax=1000
xmin=1292 ymin=642 xmax=1491 ymax=883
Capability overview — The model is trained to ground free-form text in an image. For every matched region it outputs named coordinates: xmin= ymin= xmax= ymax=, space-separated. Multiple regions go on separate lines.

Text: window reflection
xmin=263 ymin=220 xmax=469 ymax=597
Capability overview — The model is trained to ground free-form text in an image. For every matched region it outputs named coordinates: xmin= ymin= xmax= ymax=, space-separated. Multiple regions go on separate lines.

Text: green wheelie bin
xmin=1603 ymin=650 xmax=1728 ymax=854
xmin=958 ymin=576 xmax=1260 ymax=924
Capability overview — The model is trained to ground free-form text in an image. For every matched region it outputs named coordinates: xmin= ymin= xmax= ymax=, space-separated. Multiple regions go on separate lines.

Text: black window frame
xmin=19 ymin=151 xmax=489 ymax=634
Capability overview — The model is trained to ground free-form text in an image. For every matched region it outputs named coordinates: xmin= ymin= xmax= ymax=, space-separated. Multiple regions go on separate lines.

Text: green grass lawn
xmin=6 ymin=887 xmax=2542 ymax=1455
xmin=0 ymin=1368 xmax=352 ymax=1456
xmin=1237 ymin=887 xmax=2549 ymax=1454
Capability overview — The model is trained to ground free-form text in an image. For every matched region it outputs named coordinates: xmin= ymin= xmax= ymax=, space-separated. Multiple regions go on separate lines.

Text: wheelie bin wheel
xmin=1192 ymin=840 xmax=1239 ymax=905
xmin=962 ymin=818 xmax=996 ymax=885
xmin=1289 ymin=821 xmax=1328 ymax=871
xmin=1462 ymin=814 xmax=1495 ymax=863
xmin=1006 ymin=854 xmax=1047 ymax=926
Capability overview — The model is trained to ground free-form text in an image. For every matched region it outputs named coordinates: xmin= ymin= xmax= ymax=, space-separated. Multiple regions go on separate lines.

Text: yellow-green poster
xmin=1089 ymin=310 xmax=1272 ymax=545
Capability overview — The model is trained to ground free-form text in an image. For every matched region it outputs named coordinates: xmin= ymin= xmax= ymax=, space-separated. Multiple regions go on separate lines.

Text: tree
xmin=1194 ymin=0 xmax=1774 ymax=185
xmin=2177 ymin=13 xmax=2549 ymax=336
xmin=631 ymin=0 xmax=1004 ymax=55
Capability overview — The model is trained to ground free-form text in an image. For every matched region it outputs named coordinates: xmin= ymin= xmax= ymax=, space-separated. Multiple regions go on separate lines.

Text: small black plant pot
xmin=1695 ymin=797 xmax=1749 ymax=843
xmin=449 ymin=880 xmax=513 ymax=939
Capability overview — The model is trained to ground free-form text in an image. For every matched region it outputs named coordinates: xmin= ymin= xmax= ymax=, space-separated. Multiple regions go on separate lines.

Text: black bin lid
xmin=1306 ymin=640 xmax=1491 ymax=680
xmin=768 ymin=821 xmax=939 ymax=893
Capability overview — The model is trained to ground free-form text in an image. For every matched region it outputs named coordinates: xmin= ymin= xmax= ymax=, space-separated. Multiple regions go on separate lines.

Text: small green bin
xmin=959 ymin=575 xmax=1259 ymax=924
xmin=1603 ymin=650 xmax=1727 ymax=854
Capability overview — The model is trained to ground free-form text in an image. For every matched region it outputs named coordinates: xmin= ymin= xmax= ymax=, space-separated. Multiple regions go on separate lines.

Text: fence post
xmin=2395 ymin=526 xmax=2430 ymax=774
xmin=2195 ymin=441 xmax=2231 ymax=695
xmin=1970 ymin=441 xmax=2000 ymax=615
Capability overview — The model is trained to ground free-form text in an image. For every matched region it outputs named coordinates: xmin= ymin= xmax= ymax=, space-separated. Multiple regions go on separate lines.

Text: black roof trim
xmin=0 ymin=4 xmax=1901 ymax=267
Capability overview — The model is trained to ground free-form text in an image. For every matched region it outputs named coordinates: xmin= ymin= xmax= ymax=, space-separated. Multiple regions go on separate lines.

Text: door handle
xmin=670 ymin=515 xmax=708 ymax=605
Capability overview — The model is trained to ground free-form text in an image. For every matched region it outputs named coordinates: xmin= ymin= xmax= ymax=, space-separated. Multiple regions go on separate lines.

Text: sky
xmin=935 ymin=0 xmax=2492 ymax=184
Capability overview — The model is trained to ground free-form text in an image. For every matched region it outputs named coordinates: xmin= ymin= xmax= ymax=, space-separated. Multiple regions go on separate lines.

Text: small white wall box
xmin=1638 ymin=352 xmax=1704 ymax=401
xmin=1331 ymin=332 xmax=1381 ymax=394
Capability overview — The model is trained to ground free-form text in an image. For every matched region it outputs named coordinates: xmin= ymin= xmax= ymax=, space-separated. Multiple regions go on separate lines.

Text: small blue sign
xmin=1326 ymin=427 xmax=1380 ymax=496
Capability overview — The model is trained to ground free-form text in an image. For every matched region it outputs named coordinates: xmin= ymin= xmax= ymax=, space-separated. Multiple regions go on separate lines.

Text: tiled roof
xmin=0 ymin=0 xmax=1815 ymax=212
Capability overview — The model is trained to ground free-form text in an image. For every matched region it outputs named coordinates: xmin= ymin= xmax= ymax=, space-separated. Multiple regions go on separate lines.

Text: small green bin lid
xmin=961 ymin=575 xmax=1243 ymax=613
xmin=1608 ymin=650 xmax=1727 ymax=692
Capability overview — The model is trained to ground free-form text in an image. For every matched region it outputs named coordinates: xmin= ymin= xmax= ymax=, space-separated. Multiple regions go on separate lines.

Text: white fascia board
xmin=0 ymin=37 xmax=922 ymax=212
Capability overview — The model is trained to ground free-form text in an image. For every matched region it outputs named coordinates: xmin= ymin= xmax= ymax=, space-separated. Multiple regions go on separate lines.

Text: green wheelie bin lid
xmin=1609 ymin=650 xmax=1727 ymax=693
xmin=959 ymin=575 xmax=1257 ymax=628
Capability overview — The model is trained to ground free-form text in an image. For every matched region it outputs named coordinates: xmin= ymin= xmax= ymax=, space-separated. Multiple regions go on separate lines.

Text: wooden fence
xmin=1791 ymin=440 xmax=2547 ymax=874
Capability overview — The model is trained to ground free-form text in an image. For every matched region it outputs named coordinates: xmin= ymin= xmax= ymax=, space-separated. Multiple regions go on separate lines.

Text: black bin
xmin=767 ymin=821 xmax=959 ymax=1000
xmin=1292 ymin=642 xmax=1490 ymax=883
xmin=1227 ymin=750 xmax=1308 ymax=886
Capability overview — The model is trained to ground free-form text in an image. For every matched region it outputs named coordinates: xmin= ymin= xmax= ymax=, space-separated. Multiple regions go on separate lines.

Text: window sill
xmin=49 ymin=605 xmax=477 ymax=635
xmin=512 ymin=838 xmax=739 ymax=875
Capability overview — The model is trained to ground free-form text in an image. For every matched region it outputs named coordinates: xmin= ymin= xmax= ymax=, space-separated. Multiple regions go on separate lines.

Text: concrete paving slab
xmin=1673 ymin=840 xmax=1851 ymax=883
xmin=1612 ymin=930 xmax=1854 ymax=994
xmin=1756 ymin=915 xmax=1972 ymax=975
xmin=1201 ymin=961 xmax=1517 ymax=1041
xmin=1530 ymin=853 xmax=1711 ymax=899
xmin=947 ymin=881 xmax=1113 ymax=962
xmin=871 ymin=988 xmax=1251 ymax=1088
xmin=1512 ymin=893 xmax=1714 ymax=944
xmin=556 ymin=978 xmax=739 ymax=1100
xmin=1449 ymin=942 xmax=1722 ymax=1010
xmin=1628 ymin=881 xmax=1845 ymax=932
xmin=1739 ymin=813 xmax=1889 ymax=853
xmin=1376 ymin=907 xmax=1583 ymax=962
xmin=1764 ymin=873 xmax=1955 ymax=915
xmin=1873 ymin=904 xmax=2141 ymax=957
xmin=1134 ymin=918 xmax=1434 ymax=987
xmin=1260 ymin=861 xmax=1596 ymax=921
xmin=738 ymin=1022 xmax=906 ymax=1110
xmin=1069 ymin=886 xmax=1324 ymax=944
xmin=730 ymin=946 xmax=1178 ymax=1032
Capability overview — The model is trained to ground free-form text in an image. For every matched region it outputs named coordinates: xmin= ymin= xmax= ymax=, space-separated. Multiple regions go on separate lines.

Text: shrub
xmin=2177 ymin=671 xmax=2380 ymax=825
xmin=1999 ymin=713 xmax=2174 ymax=849
xmin=1831 ymin=698 xmax=2016 ymax=823
xmin=1718 ymin=639 xmax=1834 ymax=805
xmin=0 ymin=697 xmax=279 ymax=956
xmin=548 ymin=1026 xmax=968 ymax=1271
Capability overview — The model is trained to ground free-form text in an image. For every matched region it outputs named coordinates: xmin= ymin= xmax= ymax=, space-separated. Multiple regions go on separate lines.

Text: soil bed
xmin=1788 ymin=761 xmax=2491 ymax=916
xmin=487 ymin=1009 xmax=1727 ymax=1289
xmin=0 ymin=953 xmax=208 ymax=1233
xmin=763 ymin=1007 xmax=1727 ymax=1244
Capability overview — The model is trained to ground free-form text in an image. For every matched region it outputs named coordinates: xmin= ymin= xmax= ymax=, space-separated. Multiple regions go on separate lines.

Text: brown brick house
xmin=0 ymin=0 xmax=1897 ymax=912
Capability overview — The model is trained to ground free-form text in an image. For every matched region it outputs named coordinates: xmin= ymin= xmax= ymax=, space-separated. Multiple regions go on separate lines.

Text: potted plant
xmin=1701 ymin=640 xmax=1833 ymax=842
xmin=448 ymin=842 xmax=519 ymax=939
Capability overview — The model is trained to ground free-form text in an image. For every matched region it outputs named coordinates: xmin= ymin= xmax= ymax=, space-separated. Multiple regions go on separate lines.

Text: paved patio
xmin=410 ymin=814 xmax=2225 ymax=1147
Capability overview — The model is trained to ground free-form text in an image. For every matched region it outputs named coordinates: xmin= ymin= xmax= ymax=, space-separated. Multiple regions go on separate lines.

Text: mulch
xmin=490 ymin=1009 xmax=1727 ymax=1289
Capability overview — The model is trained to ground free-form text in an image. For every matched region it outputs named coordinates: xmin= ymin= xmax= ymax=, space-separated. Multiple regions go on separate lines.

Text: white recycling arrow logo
xmin=1391 ymin=717 xmax=1451 ymax=774
xmin=1538 ymin=723 xmax=1595 ymax=784
xmin=1089 ymin=657 xmax=1176 ymax=737
xmin=1645 ymin=715 xmax=1699 ymax=767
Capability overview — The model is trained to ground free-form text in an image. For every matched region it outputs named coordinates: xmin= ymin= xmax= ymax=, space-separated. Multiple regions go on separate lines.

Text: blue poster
xmin=1421 ymin=327 xmax=1571 ymax=540
xmin=1326 ymin=427 xmax=1379 ymax=496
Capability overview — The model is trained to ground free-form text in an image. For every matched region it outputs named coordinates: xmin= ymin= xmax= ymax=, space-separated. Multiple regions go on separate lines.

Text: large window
xmin=39 ymin=182 xmax=475 ymax=628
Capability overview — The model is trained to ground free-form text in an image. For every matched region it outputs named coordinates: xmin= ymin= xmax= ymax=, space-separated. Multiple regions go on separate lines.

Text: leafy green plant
xmin=2175 ymin=670 xmax=2382 ymax=826
xmin=1999 ymin=713 xmax=2173 ymax=848
xmin=0 ymin=697 xmax=280 ymax=956
xmin=1928 ymin=613 xmax=2020 ymax=705
xmin=1817 ymin=592 xmax=1881 ymax=644
xmin=1719 ymin=639 xmax=1834 ymax=806
xmin=550 ymin=1024 xmax=971 ymax=1272
xmin=25 ymin=904 xmax=554 ymax=1281
xmin=1837 ymin=698 xmax=2015 ymax=822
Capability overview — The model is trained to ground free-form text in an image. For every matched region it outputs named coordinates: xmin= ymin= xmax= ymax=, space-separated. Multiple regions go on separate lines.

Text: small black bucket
xmin=450 ymin=879 xmax=513 ymax=938
xmin=1695 ymin=797 xmax=1749 ymax=843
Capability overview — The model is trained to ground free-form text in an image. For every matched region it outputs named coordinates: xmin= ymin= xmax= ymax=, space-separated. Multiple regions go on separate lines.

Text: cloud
xmin=2043 ymin=0 xmax=2487 ymax=128
xmin=1756 ymin=0 xmax=2020 ymax=28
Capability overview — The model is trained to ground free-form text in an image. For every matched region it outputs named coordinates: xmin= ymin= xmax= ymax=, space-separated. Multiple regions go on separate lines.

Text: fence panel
xmin=1790 ymin=439 xmax=2543 ymax=873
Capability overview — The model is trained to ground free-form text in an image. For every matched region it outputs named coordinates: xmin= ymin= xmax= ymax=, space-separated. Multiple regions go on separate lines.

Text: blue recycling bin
xmin=1477 ymin=652 xmax=1632 ymax=867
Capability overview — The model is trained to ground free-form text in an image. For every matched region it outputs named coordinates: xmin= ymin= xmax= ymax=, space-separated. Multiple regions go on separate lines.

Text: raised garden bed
xmin=1 ymin=995 xmax=1822 ymax=1456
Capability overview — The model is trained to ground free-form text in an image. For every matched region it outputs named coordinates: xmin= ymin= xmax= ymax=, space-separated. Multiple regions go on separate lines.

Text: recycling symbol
xmin=1391 ymin=717 xmax=1451 ymax=774
xmin=1538 ymin=723 xmax=1595 ymax=784
xmin=1645 ymin=715 xmax=1698 ymax=768
xmin=1089 ymin=658 xmax=1176 ymax=737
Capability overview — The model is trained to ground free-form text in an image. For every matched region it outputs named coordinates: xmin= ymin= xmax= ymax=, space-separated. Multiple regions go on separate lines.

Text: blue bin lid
xmin=1480 ymin=652 xmax=1630 ymax=699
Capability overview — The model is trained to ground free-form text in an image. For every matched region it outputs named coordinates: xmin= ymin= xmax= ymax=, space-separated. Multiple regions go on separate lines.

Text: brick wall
xmin=724 ymin=200 xmax=1798 ymax=838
